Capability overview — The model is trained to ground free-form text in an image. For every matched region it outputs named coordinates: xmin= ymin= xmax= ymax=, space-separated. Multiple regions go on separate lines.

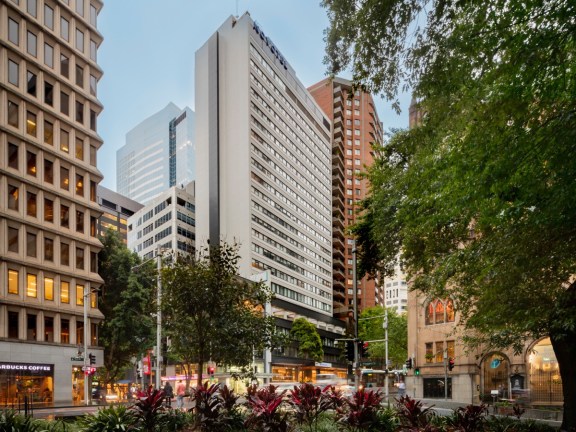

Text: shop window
xmin=27 ymin=151 xmax=37 ymax=175
xmin=44 ymin=316 xmax=54 ymax=342
xmin=76 ymin=247 xmax=84 ymax=269
xmin=76 ymin=174 xmax=84 ymax=196
xmin=44 ymin=159 xmax=54 ymax=183
xmin=27 ymin=273 xmax=37 ymax=297
xmin=44 ymin=198 xmax=54 ymax=222
xmin=423 ymin=377 xmax=451 ymax=398
xmin=27 ymin=314 xmax=37 ymax=341
xmin=60 ymin=166 xmax=69 ymax=190
xmin=61 ymin=205 xmax=69 ymax=228
xmin=45 ymin=237 xmax=54 ymax=261
xmin=44 ymin=120 xmax=54 ymax=145
xmin=8 ymin=143 xmax=18 ymax=169
xmin=8 ymin=100 xmax=19 ymax=127
xmin=61 ymin=319 xmax=70 ymax=344
xmin=8 ymin=228 xmax=19 ymax=253
xmin=76 ymin=284 xmax=84 ymax=305
xmin=27 ymin=191 xmax=37 ymax=217
xmin=8 ymin=311 xmax=19 ymax=339
xmin=8 ymin=269 xmax=19 ymax=294
xmin=76 ymin=210 xmax=84 ymax=233
xmin=45 ymin=277 xmax=54 ymax=300
xmin=61 ymin=281 xmax=70 ymax=303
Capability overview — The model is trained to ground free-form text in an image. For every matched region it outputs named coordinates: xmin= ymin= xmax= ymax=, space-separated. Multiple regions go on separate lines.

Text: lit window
xmin=8 ymin=185 xmax=19 ymax=210
xmin=76 ymin=284 xmax=84 ymax=306
xmin=45 ymin=277 xmax=54 ymax=300
xmin=27 ymin=192 xmax=37 ymax=217
xmin=76 ymin=174 xmax=84 ymax=196
xmin=27 ymin=151 xmax=37 ymax=176
xmin=44 ymin=198 xmax=54 ymax=222
xmin=8 ymin=270 xmax=19 ymax=294
xmin=26 ymin=112 xmax=37 ymax=136
xmin=60 ymin=129 xmax=69 ymax=152
xmin=61 ymin=281 xmax=70 ymax=303
xmin=27 ymin=273 xmax=37 ymax=297
xmin=60 ymin=167 xmax=69 ymax=190
xmin=61 ymin=205 xmax=69 ymax=228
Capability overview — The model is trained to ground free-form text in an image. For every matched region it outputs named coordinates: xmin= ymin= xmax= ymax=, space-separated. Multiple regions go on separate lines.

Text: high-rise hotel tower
xmin=195 ymin=14 xmax=346 ymax=357
xmin=1 ymin=0 xmax=104 ymax=404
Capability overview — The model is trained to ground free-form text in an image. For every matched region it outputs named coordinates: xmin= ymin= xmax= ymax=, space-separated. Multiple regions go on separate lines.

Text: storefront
xmin=0 ymin=361 xmax=54 ymax=407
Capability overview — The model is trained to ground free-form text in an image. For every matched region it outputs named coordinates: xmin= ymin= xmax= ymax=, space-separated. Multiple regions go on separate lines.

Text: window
xmin=44 ymin=198 xmax=54 ymax=222
xmin=76 ymin=174 xmax=84 ymax=196
xmin=76 ymin=101 xmax=84 ymax=123
xmin=27 ymin=0 xmax=37 ymax=17
xmin=44 ymin=159 xmax=53 ymax=183
xmin=75 ymin=29 xmax=84 ymax=52
xmin=61 ymin=242 xmax=70 ymax=266
xmin=45 ymin=237 xmax=54 ymax=261
xmin=27 ymin=314 xmax=37 ymax=341
xmin=27 ymin=31 xmax=37 ymax=56
xmin=8 ymin=60 xmax=19 ymax=86
xmin=8 ymin=101 xmax=19 ymax=127
xmin=90 ymin=4 xmax=97 ymax=26
xmin=75 ymin=138 xmax=84 ymax=160
xmin=27 ymin=232 xmax=37 ymax=257
xmin=76 ymin=247 xmax=84 ymax=269
xmin=435 ymin=341 xmax=444 ymax=363
xmin=8 ymin=311 xmax=19 ymax=339
xmin=60 ymin=166 xmax=69 ymax=190
xmin=60 ymin=205 xmax=69 ymax=228
xmin=60 ymin=17 xmax=69 ymax=41
xmin=26 ymin=151 xmax=37 ymax=176
xmin=27 ymin=273 xmax=37 ymax=297
xmin=425 ymin=343 xmax=434 ymax=363
xmin=26 ymin=112 xmax=37 ymax=136
xmin=76 ymin=0 xmax=84 ymax=16
xmin=61 ymin=281 xmax=70 ymax=303
xmin=76 ymin=321 xmax=84 ymax=344
xmin=44 ymin=43 xmax=53 ymax=68
xmin=8 ymin=19 xmax=19 ymax=45
xmin=60 ymin=129 xmax=69 ymax=152
xmin=60 ymin=91 xmax=69 ymax=115
xmin=76 ymin=284 xmax=84 ymax=305
xmin=8 ymin=227 xmax=19 ymax=253
xmin=44 ymin=81 xmax=54 ymax=105
xmin=27 ymin=191 xmax=37 ymax=217
xmin=435 ymin=300 xmax=445 ymax=324
xmin=8 ymin=185 xmax=19 ymax=210
xmin=61 ymin=319 xmax=70 ymax=343
xmin=8 ymin=143 xmax=18 ymax=169
xmin=44 ymin=120 xmax=54 ymax=144
xmin=60 ymin=54 xmax=69 ymax=77
xmin=90 ymin=145 xmax=97 ymax=166
xmin=76 ymin=210 xmax=84 ymax=233
xmin=90 ymin=251 xmax=97 ymax=272
xmin=90 ymin=109 xmax=97 ymax=131
xmin=44 ymin=5 xmax=54 ymax=29
xmin=90 ymin=216 xmax=97 ymax=237
xmin=89 ymin=74 xmax=97 ymax=96
xmin=45 ymin=277 xmax=54 ymax=300
xmin=90 ymin=181 xmax=96 ymax=201
xmin=44 ymin=316 xmax=54 ymax=342
xmin=8 ymin=269 xmax=19 ymax=294
xmin=90 ymin=40 xmax=97 ymax=61
xmin=446 ymin=299 xmax=455 ymax=322
xmin=75 ymin=64 xmax=83 ymax=87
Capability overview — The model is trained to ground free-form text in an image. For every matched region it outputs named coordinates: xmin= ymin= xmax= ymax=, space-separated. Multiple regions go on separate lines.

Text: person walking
xmin=176 ymin=380 xmax=186 ymax=411
xmin=398 ymin=380 xmax=406 ymax=397
xmin=163 ymin=381 xmax=174 ymax=408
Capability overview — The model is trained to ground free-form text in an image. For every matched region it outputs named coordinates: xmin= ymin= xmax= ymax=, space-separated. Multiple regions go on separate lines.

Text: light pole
xmin=83 ymin=287 xmax=98 ymax=406
xmin=384 ymin=308 xmax=389 ymax=398
xmin=352 ymin=240 xmax=359 ymax=391
xmin=155 ymin=246 xmax=162 ymax=390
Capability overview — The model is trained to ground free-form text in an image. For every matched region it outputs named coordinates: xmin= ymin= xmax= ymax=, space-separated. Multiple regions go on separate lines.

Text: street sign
xmin=71 ymin=356 xmax=84 ymax=362
xmin=81 ymin=366 xmax=88 ymax=371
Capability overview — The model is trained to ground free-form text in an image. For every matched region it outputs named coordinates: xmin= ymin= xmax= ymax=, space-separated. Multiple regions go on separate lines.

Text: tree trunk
xmin=197 ymin=361 xmax=204 ymax=388
xmin=550 ymin=283 xmax=576 ymax=432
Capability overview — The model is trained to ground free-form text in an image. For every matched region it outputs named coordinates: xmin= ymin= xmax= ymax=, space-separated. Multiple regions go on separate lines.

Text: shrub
xmin=77 ymin=404 xmax=136 ymax=432
xmin=0 ymin=410 xmax=43 ymax=432
xmin=160 ymin=409 xmax=195 ymax=431
xmin=131 ymin=389 xmax=166 ymax=432
xmin=289 ymin=383 xmax=336 ymax=432
xmin=446 ymin=403 xmax=488 ymax=432
xmin=337 ymin=388 xmax=384 ymax=431
xmin=190 ymin=382 xmax=245 ymax=432
xmin=395 ymin=395 xmax=436 ymax=429
xmin=244 ymin=384 xmax=290 ymax=432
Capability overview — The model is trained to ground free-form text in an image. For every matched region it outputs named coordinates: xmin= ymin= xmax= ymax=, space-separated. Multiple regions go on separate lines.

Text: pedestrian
xmin=163 ymin=381 xmax=174 ymax=408
xmin=398 ymin=380 xmax=406 ymax=397
xmin=176 ymin=380 xmax=186 ymax=411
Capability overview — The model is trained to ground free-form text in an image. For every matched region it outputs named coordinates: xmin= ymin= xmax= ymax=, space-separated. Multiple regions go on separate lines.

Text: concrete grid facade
xmin=0 ymin=0 xmax=104 ymax=405
xmin=97 ymin=185 xmax=143 ymax=244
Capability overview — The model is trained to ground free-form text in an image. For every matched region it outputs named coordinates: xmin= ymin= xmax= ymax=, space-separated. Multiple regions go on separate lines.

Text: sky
xmin=96 ymin=0 xmax=410 ymax=191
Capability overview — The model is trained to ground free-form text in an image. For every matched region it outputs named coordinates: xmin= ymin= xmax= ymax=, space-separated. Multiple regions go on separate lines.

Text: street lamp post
xmin=155 ymin=247 xmax=162 ymax=390
xmin=384 ymin=308 xmax=389 ymax=398
xmin=83 ymin=287 xmax=98 ymax=406
xmin=352 ymin=240 xmax=359 ymax=391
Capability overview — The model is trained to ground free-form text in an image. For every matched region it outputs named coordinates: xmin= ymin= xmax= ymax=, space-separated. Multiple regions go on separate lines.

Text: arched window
xmin=435 ymin=300 xmax=445 ymax=324
xmin=446 ymin=299 xmax=455 ymax=322
xmin=425 ymin=298 xmax=456 ymax=325
xmin=425 ymin=301 xmax=434 ymax=325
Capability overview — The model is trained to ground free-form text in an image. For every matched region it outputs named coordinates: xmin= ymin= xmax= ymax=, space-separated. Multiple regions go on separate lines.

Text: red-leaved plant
xmin=395 ymin=395 xmax=436 ymax=430
xmin=337 ymin=388 xmax=384 ymax=431
xmin=289 ymin=383 xmax=339 ymax=431
xmin=245 ymin=384 xmax=290 ymax=432
xmin=190 ymin=382 xmax=244 ymax=432
xmin=446 ymin=403 xmax=488 ymax=432
xmin=132 ymin=389 xmax=166 ymax=432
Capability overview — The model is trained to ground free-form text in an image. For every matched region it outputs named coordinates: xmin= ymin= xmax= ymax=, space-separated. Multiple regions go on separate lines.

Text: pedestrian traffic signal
xmin=448 ymin=357 xmax=455 ymax=371
xmin=208 ymin=366 xmax=215 ymax=377
xmin=89 ymin=353 xmax=96 ymax=365
xmin=361 ymin=341 xmax=369 ymax=358
xmin=414 ymin=368 xmax=420 ymax=376
xmin=405 ymin=358 xmax=413 ymax=369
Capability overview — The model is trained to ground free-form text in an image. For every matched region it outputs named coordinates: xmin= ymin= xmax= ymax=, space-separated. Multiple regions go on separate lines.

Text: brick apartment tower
xmin=308 ymin=78 xmax=384 ymax=320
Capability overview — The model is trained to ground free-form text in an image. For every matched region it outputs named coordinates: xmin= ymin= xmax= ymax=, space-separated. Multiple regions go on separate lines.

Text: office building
xmin=97 ymin=185 xmax=143 ymax=243
xmin=1 ymin=0 xmax=104 ymax=404
xmin=127 ymin=182 xmax=195 ymax=261
xmin=308 ymin=77 xmax=385 ymax=319
xmin=195 ymin=13 xmax=346 ymax=380
xmin=383 ymin=262 xmax=408 ymax=314
xmin=116 ymin=103 xmax=195 ymax=205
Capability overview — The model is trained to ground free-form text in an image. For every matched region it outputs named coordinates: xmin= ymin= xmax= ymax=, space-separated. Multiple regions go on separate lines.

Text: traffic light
xmin=361 ymin=342 xmax=369 ymax=358
xmin=448 ymin=357 xmax=455 ymax=371
xmin=89 ymin=353 xmax=96 ymax=365
xmin=346 ymin=341 xmax=355 ymax=361
xmin=208 ymin=366 xmax=215 ymax=377
xmin=405 ymin=358 xmax=413 ymax=369
xmin=414 ymin=368 xmax=420 ymax=376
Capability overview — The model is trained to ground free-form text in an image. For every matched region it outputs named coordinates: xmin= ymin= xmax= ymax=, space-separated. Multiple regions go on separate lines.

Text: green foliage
xmin=190 ymin=382 xmax=245 ymax=432
xmin=337 ymin=388 xmax=384 ymax=431
xmin=98 ymin=230 xmax=156 ymax=386
xmin=77 ymin=404 xmax=136 ymax=432
xmin=0 ymin=410 xmax=42 ymax=432
xmin=160 ymin=409 xmax=195 ymax=432
xmin=358 ymin=307 xmax=407 ymax=368
xmin=132 ymin=389 xmax=166 ymax=432
xmin=288 ymin=383 xmax=336 ymax=432
xmin=245 ymin=384 xmax=290 ymax=432
xmin=290 ymin=318 xmax=324 ymax=362
xmin=161 ymin=241 xmax=282 ymax=387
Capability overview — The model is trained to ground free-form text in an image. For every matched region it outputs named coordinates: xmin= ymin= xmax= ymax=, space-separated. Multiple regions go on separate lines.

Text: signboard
xmin=490 ymin=359 xmax=501 ymax=369
xmin=314 ymin=362 xmax=332 ymax=368
xmin=71 ymin=356 xmax=84 ymax=362
xmin=0 ymin=362 xmax=53 ymax=373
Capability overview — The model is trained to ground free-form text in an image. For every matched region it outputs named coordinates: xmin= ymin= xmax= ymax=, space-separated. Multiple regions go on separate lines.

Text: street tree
xmin=358 ymin=307 xmax=407 ymax=369
xmin=290 ymin=317 xmax=324 ymax=363
xmin=323 ymin=0 xmax=576 ymax=428
xmin=161 ymin=241 xmax=280 ymax=388
xmin=97 ymin=230 xmax=156 ymax=387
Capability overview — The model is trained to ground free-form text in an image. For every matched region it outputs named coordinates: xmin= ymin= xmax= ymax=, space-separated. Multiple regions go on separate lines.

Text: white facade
xmin=117 ymin=103 xmax=195 ymax=205
xmin=127 ymin=182 xmax=195 ymax=260
xmin=384 ymin=262 xmax=408 ymax=314
xmin=195 ymin=14 xmax=334 ymax=317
